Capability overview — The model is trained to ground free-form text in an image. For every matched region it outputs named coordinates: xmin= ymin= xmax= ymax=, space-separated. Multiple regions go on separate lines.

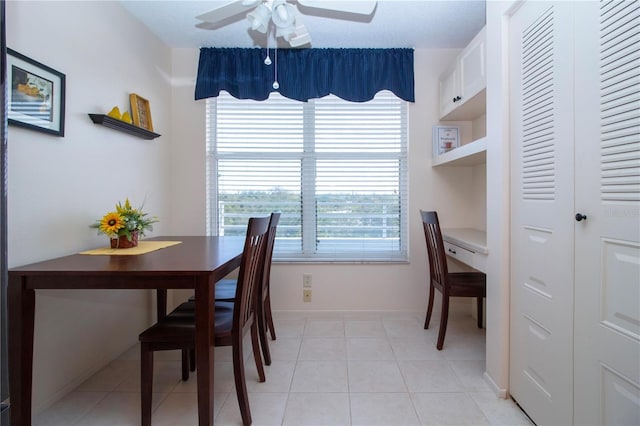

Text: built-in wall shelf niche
xmin=441 ymin=90 xmax=486 ymax=121
xmin=88 ymin=114 xmax=161 ymax=140
xmin=434 ymin=25 xmax=487 ymax=167
xmin=432 ymin=137 xmax=486 ymax=167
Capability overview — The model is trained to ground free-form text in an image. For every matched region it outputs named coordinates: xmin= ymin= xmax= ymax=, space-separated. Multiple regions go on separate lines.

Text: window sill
xmin=273 ymin=258 xmax=409 ymax=265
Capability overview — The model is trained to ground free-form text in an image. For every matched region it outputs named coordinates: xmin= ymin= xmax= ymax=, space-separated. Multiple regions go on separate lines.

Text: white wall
xmin=484 ymin=0 xmax=516 ymax=397
xmin=169 ymin=48 xmax=208 ymax=237
xmin=7 ymin=0 xmax=173 ymax=413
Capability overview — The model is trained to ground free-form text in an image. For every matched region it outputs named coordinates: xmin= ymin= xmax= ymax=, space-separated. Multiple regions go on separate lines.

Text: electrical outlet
xmin=303 ymin=288 xmax=312 ymax=302
xmin=303 ymin=273 xmax=312 ymax=288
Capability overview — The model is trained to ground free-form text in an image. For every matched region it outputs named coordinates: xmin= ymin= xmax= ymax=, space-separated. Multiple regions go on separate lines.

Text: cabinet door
xmin=438 ymin=62 xmax=458 ymax=118
xmin=459 ymin=27 xmax=486 ymax=102
xmin=509 ymin=2 xmax=575 ymax=425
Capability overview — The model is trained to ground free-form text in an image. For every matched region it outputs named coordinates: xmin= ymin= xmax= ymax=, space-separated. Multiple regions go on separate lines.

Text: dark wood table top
xmin=9 ymin=236 xmax=245 ymax=286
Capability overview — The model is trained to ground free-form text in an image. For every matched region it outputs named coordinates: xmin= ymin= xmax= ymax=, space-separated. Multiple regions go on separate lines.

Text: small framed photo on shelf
xmin=129 ymin=93 xmax=153 ymax=131
xmin=433 ymin=125 xmax=460 ymax=156
xmin=7 ymin=48 xmax=66 ymax=136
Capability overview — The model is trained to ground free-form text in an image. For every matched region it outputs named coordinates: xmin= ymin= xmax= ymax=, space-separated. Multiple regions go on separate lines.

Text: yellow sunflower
xmin=99 ymin=212 xmax=125 ymax=236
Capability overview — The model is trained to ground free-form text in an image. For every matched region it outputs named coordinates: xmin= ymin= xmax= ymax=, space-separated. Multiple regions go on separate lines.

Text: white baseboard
xmin=483 ymin=371 xmax=508 ymax=399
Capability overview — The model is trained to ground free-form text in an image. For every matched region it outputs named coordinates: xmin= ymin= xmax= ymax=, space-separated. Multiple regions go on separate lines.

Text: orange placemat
xmin=80 ymin=241 xmax=182 ymax=255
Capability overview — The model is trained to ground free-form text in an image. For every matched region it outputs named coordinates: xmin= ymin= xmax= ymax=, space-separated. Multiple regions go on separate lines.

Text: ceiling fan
xmin=196 ymin=0 xmax=378 ymax=47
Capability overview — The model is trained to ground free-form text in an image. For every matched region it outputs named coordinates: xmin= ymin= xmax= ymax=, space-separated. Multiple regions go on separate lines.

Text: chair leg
xmin=251 ymin=321 xmax=266 ymax=382
xmin=189 ymin=348 xmax=196 ymax=372
xmin=424 ymin=284 xmax=435 ymax=329
xmin=257 ymin=302 xmax=272 ymax=366
xmin=436 ymin=293 xmax=450 ymax=350
xmin=477 ymin=297 xmax=483 ymax=328
xmin=140 ymin=343 xmax=154 ymax=426
xmin=264 ymin=294 xmax=276 ymax=340
xmin=181 ymin=349 xmax=189 ymax=381
xmin=232 ymin=338 xmax=252 ymax=426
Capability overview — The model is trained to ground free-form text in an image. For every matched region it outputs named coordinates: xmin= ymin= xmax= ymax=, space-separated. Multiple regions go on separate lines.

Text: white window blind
xmin=206 ymin=91 xmax=408 ymax=262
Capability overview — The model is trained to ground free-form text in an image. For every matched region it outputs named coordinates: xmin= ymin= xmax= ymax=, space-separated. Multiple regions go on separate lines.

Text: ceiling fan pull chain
xmin=264 ymin=35 xmax=272 ymax=65
xmin=264 ymin=21 xmax=272 ymax=65
xmin=273 ymin=42 xmax=279 ymax=90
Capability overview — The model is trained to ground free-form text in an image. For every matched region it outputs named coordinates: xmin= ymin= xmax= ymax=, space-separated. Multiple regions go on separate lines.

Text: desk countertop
xmin=442 ymin=228 xmax=488 ymax=254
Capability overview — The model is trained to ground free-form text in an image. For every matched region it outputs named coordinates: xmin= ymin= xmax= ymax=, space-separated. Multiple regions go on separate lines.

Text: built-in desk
xmin=442 ymin=228 xmax=488 ymax=273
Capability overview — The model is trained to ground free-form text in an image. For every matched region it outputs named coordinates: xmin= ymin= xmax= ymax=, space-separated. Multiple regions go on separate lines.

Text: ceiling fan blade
xmin=196 ymin=0 xmax=258 ymax=24
xmin=297 ymin=0 xmax=377 ymax=15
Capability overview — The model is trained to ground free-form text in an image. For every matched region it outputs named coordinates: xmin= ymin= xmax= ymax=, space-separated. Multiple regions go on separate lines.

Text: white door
xmin=573 ymin=1 xmax=640 ymax=424
xmin=509 ymin=2 xmax=575 ymax=424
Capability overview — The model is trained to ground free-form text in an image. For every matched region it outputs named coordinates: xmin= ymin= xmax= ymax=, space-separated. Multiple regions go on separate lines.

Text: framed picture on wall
xmin=7 ymin=48 xmax=65 ymax=137
xmin=129 ymin=93 xmax=154 ymax=131
xmin=432 ymin=125 xmax=460 ymax=156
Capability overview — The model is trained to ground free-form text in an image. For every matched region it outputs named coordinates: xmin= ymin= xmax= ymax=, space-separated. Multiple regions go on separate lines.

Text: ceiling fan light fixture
xmin=271 ymin=1 xmax=296 ymax=28
xmin=247 ymin=3 xmax=271 ymax=33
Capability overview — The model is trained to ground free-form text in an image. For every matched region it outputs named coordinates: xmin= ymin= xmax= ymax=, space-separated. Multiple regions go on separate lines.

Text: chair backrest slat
xmin=261 ymin=212 xmax=281 ymax=301
xmin=420 ymin=210 xmax=449 ymax=290
xmin=234 ymin=216 xmax=270 ymax=330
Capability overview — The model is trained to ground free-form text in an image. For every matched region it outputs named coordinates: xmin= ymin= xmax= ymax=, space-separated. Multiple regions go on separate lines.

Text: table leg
xmin=7 ymin=276 xmax=35 ymax=426
xmin=194 ymin=276 xmax=214 ymax=426
xmin=156 ymin=288 xmax=167 ymax=320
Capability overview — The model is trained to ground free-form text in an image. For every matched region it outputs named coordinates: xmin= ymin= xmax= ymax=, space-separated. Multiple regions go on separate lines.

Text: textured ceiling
xmin=120 ymin=0 xmax=486 ymax=49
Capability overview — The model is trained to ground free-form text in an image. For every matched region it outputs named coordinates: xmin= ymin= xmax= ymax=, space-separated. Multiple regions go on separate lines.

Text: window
xmin=206 ymin=91 xmax=408 ymax=262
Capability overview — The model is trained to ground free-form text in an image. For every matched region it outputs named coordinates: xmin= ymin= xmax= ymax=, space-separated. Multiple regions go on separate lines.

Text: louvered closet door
xmin=509 ymin=2 xmax=575 ymax=424
xmin=573 ymin=1 xmax=640 ymax=424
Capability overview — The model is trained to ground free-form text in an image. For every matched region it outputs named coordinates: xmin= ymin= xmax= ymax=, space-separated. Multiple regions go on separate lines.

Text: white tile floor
xmin=35 ymin=310 xmax=533 ymax=426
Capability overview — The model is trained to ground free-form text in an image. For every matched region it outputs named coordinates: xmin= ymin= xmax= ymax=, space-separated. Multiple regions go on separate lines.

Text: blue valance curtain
xmin=195 ymin=47 xmax=414 ymax=102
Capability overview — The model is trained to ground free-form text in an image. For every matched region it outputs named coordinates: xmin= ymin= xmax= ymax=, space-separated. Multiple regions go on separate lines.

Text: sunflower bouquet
xmin=90 ymin=198 xmax=158 ymax=246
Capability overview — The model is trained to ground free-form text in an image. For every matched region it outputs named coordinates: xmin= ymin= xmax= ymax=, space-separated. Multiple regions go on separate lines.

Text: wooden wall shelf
xmin=88 ymin=114 xmax=160 ymax=140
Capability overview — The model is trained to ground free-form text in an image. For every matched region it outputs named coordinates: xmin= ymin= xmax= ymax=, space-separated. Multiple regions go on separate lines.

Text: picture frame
xmin=7 ymin=48 xmax=65 ymax=136
xmin=129 ymin=93 xmax=154 ymax=131
xmin=432 ymin=125 xmax=460 ymax=156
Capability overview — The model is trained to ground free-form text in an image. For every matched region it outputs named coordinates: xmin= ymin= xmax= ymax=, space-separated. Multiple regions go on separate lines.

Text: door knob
xmin=575 ymin=213 xmax=587 ymax=222
xmin=452 ymin=96 xmax=462 ymax=102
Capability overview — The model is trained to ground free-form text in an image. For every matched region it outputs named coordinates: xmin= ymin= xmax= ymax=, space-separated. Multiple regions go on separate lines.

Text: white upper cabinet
xmin=459 ymin=27 xmax=486 ymax=101
xmin=439 ymin=27 xmax=486 ymax=120
xmin=438 ymin=62 xmax=458 ymax=117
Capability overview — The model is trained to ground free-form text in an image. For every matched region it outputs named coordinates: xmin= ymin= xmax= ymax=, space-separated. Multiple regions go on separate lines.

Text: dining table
xmin=7 ymin=235 xmax=245 ymax=426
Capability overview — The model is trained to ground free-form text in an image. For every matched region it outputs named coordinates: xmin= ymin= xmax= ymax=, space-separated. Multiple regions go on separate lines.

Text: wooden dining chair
xmin=138 ymin=216 xmax=270 ymax=426
xmin=213 ymin=212 xmax=280 ymax=365
xmin=420 ymin=210 xmax=486 ymax=350
xmin=187 ymin=212 xmax=280 ymax=366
